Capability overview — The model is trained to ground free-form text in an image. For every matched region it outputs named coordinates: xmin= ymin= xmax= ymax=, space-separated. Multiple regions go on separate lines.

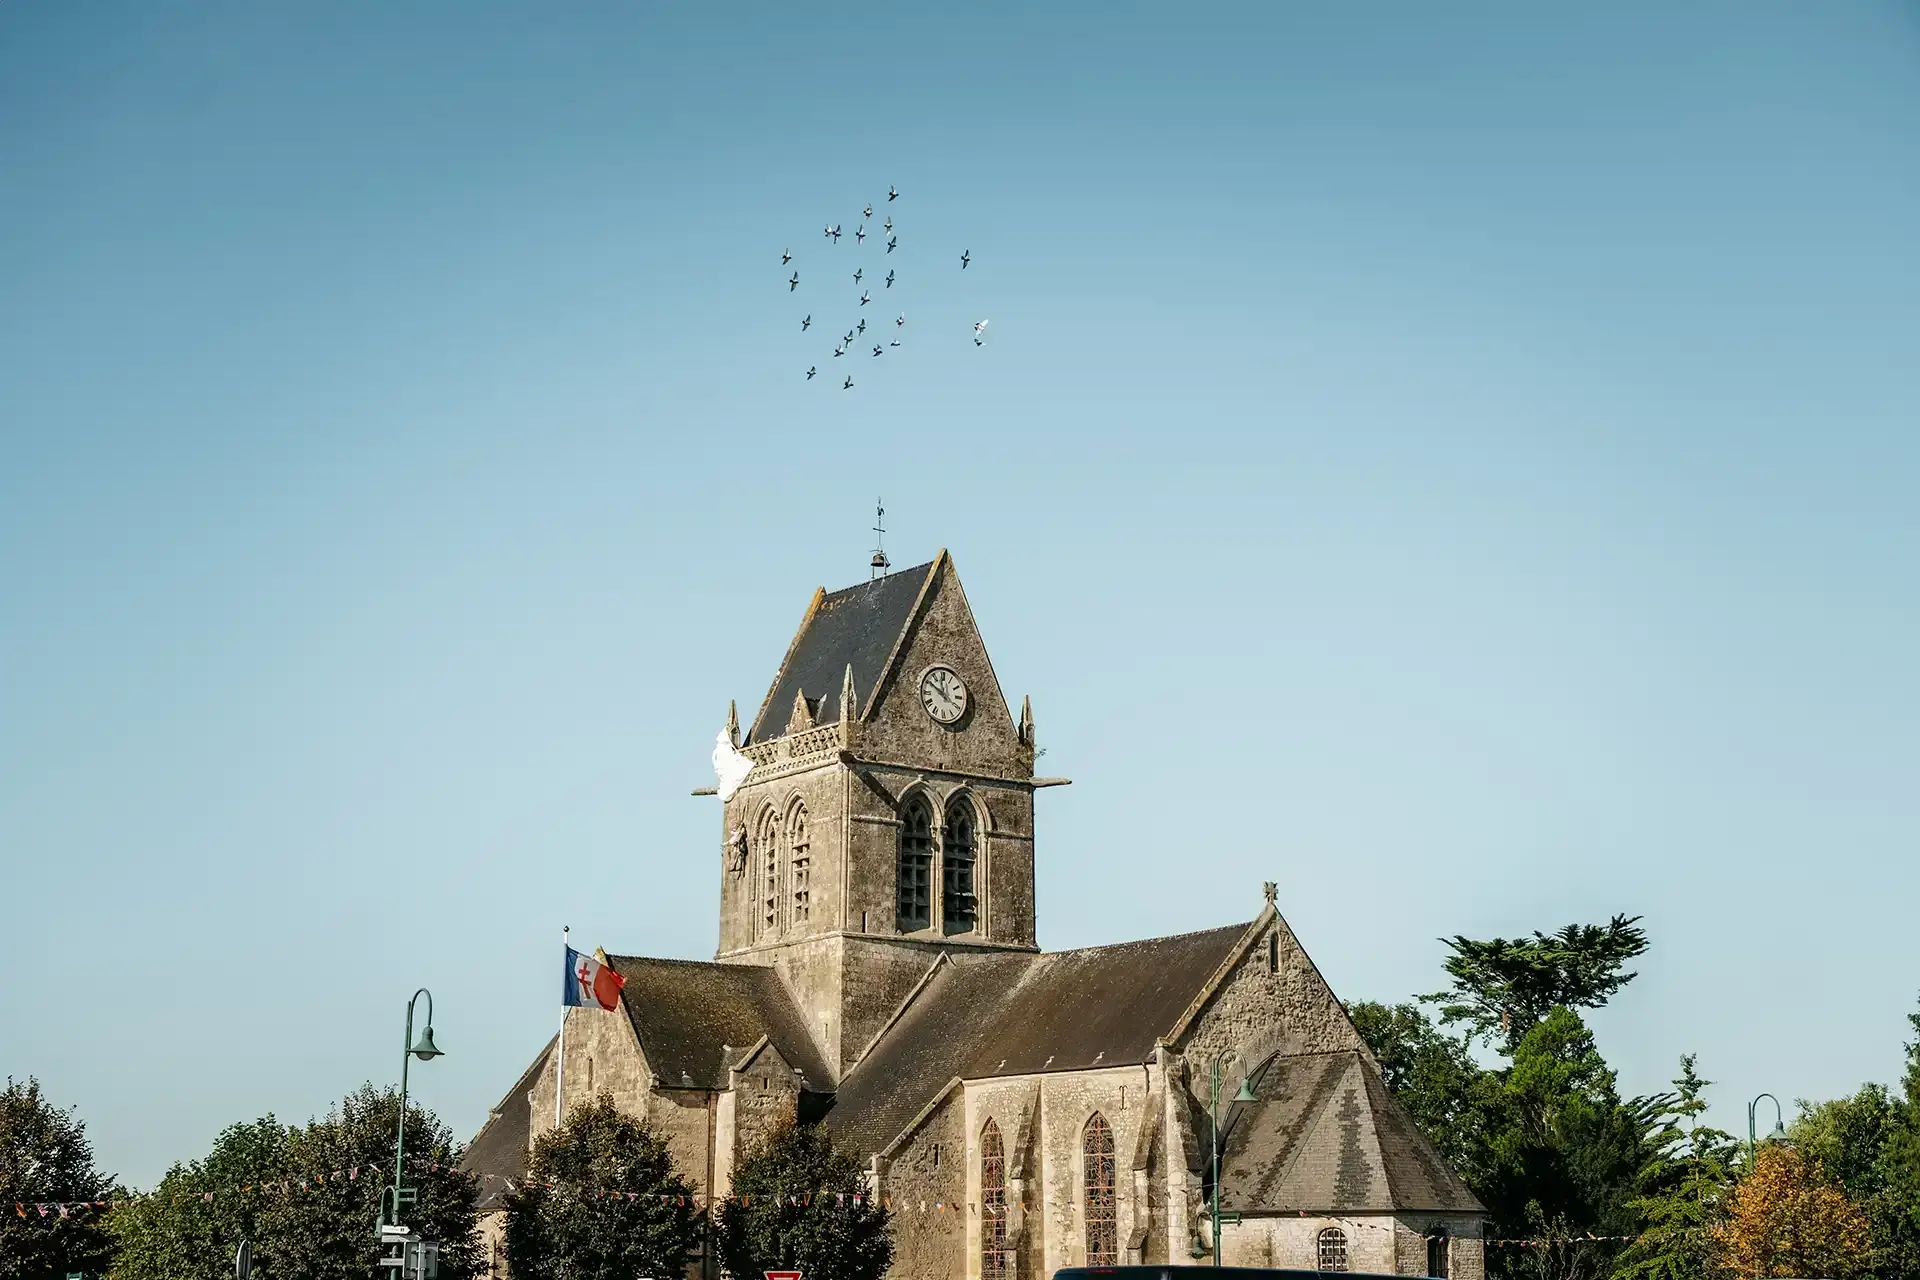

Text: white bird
xmin=974 ymin=319 xmax=989 ymax=336
xmin=713 ymin=730 xmax=754 ymax=802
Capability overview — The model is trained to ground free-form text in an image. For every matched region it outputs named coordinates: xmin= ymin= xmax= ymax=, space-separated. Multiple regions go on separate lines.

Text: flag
xmin=564 ymin=946 xmax=625 ymax=1010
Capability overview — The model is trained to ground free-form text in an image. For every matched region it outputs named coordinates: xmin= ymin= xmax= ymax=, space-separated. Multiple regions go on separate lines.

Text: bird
xmin=833 ymin=344 xmax=846 ymax=357
xmin=860 ymin=291 xmax=870 ymax=305
xmin=883 ymin=215 xmax=892 ymax=233
xmin=782 ymin=248 xmax=792 ymax=265
xmin=864 ymin=204 xmax=874 ymax=218
xmin=890 ymin=339 xmax=901 ymax=348
xmin=895 ymin=313 xmax=905 ymax=326
xmin=974 ymin=319 xmax=989 ymax=336
xmin=886 ymin=236 xmax=897 ymax=253
xmin=885 ymin=270 xmax=895 ymax=288
xmin=961 ymin=250 xmax=970 ymax=269
xmin=888 ymin=185 xmax=898 ymax=201
xmin=829 ymin=224 xmax=842 ymax=243
xmin=873 ymin=345 xmax=883 ymax=357
xmin=843 ymin=376 xmax=853 ymax=389
xmin=823 ymin=225 xmax=833 ymax=240
xmin=844 ymin=330 xmax=854 ymax=344
xmin=789 ymin=272 xmax=799 ymax=291
xmin=857 ymin=319 xmax=866 ymax=334
xmin=856 ymin=225 xmax=866 ymax=245
xmin=801 ymin=315 xmax=811 ymax=331
xmin=806 ymin=366 xmax=816 ymax=380
xmin=854 ymin=268 xmax=863 ymax=283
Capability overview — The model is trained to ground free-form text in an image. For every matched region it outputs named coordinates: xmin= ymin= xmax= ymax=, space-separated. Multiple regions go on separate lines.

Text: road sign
xmin=765 ymin=1271 xmax=803 ymax=1280
xmin=234 ymin=1239 xmax=253 ymax=1280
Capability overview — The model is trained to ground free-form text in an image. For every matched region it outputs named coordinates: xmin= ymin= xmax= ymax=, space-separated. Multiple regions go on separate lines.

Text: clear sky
xmin=2 ymin=3 xmax=1916 ymax=1189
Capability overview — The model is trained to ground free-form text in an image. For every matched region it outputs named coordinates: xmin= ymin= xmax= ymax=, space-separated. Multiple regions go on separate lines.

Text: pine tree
xmin=1611 ymin=1056 xmax=1736 ymax=1280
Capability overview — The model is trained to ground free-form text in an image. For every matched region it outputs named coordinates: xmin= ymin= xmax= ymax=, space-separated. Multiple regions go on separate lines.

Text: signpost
xmin=234 ymin=1239 xmax=253 ymax=1280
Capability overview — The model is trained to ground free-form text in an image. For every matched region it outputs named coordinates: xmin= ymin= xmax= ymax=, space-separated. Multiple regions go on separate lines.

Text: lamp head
xmin=409 ymin=1025 xmax=444 ymax=1061
xmin=1769 ymin=1118 xmax=1788 ymax=1142
xmin=1233 ymin=1078 xmax=1259 ymax=1103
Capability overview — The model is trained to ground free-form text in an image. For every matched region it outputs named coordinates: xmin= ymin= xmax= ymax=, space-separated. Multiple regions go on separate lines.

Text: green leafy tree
xmin=1611 ymin=1056 xmax=1736 ymax=1280
xmin=714 ymin=1122 xmax=891 ymax=1280
xmin=1716 ymin=1144 xmax=1871 ymax=1280
xmin=503 ymin=1095 xmax=703 ymax=1280
xmin=1873 ymin=997 xmax=1920 ymax=1280
xmin=1 ymin=1077 xmax=117 ymax=1280
xmin=1350 ymin=1000 xmax=1484 ymax=1171
xmin=107 ymin=1117 xmax=288 ymax=1280
xmin=256 ymin=1084 xmax=479 ymax=1280
xmin=1426 ymin=915 xmax=1649 ymax=1052
xmin=1473 ymin=1008 xmax=1670 ymax=1280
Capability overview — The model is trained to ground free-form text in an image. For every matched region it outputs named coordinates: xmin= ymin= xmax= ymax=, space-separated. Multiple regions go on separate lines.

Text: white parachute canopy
xmin=713 ymin=729 xmax=754 ymax=802
xmin=974 ymin=319 xmax=989 ymax=336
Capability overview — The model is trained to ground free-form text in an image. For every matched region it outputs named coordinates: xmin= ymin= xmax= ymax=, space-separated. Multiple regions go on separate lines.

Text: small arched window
xmin=1317 ymin=1227 xmax=1349 ymax=1273
xmin=1083 ymin=1113 xmax=1116 ymax=1267
xmin=1427 ymin=1228 xmax=1449 ymax=1278
xmin=943 ymin=800 xmax=977 ymax=931
xmin=981 ymin=1119 xmax=1011 ymax=1280
xmin=898 ymin=798 xmax=933 ymax=931
xmin=787 ymin=800 xmax=811 ymax=925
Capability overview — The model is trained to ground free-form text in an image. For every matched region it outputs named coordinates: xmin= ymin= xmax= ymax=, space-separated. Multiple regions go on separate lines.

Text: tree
xmin=1872 ymin=996 xmax=1920 ymax=1280
xmin=1472 ymin=1009 xmax=1670 ymax=1280
xmin=1426 ymin=915 xmax=1649 ymax=1052
xmin=1 ymin=1077 xmax=117 ymax=1280
xmin=1715 ymin=1143 xmax=1871 ymax=1279
xmin=503 ymin=1095 xmax=703 ymax=1280
xmin=1350 ymin=1000 xmax=1484 ymax=1171
xmin=714 ymin=1122 xmax=891 ymax=1280
xmin=1611 ymin=1056 xmax=1736 ymax=1280
xmin=107 ymin=1116 xmax=288 ymax=1280
xmin=256 ymin=1084 xmax=479 ymax=1280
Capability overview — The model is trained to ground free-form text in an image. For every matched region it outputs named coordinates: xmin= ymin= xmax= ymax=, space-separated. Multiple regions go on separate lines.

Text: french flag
xmin=563 ymin=946 xmax=625 ymax=1010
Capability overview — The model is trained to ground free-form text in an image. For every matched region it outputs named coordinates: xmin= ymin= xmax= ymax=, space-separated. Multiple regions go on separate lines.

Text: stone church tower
xmin=465 ymin=552 xmax=1487 ymax=1280
xmin=714 ymin=551 xmax=1044 ymax=1078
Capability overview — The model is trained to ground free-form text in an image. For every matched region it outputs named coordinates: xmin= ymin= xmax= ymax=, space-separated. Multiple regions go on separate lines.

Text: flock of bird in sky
xmin=780 ymin=185 xmax=987 ymax=391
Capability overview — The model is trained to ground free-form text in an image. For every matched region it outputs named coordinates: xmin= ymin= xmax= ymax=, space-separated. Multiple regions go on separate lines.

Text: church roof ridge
xmin=1038 ymin=918 xmax=1255 ymax=960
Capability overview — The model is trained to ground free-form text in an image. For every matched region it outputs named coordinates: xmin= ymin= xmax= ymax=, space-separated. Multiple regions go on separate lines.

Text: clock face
xmin=919 ymin=666 xmax=969 ymax=725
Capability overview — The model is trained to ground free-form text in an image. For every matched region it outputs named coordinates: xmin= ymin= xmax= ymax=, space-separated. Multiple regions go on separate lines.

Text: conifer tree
xmin=1611 ymin=1056 xmax=1736 ymax=1280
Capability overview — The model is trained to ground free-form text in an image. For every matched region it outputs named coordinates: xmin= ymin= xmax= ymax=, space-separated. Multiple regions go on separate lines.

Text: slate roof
xmin=607 ymin=955 xmax=837 ymax=1092
xmin=1216 ymin=1050 xmax=1483 ymax=1215
xmin=461 ymin=1036 xmax=553 ymax=1211
xmin=826 ymin=923 xmax=1251 ymax=1158
xmin=747 ymin=559 xmax=937 ymax=744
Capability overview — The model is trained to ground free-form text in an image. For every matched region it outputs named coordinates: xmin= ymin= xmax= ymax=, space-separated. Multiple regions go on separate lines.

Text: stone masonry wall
xmin=882 ymin=1087 xmax=968 ymax=1280
xmin=1176 ymin=912 xmax=1364 ymax=1069
xmin=526 ymin=1004 xmax=650 ymax=1134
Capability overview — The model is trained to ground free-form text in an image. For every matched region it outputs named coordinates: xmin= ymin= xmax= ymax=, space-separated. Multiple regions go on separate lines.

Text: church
xmin=464 ymin=552 xmax=1486 ymax=1279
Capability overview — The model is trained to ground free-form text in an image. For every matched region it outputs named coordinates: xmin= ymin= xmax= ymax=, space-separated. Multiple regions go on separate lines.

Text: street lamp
xmin=1205 ymin=1056 xmax=1260 ymax=1267
xmin=389 ymin=988 xmax=444 ymax=1226
xmin=1747 ymin=1093 xmax=1786 ymax=1170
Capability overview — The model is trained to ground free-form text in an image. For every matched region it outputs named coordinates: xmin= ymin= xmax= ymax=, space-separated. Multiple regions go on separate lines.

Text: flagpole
xmin=556 ymin=924 xmax=569 ymax=1131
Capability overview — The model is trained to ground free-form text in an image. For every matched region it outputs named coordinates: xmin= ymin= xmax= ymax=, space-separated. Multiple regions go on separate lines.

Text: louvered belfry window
xmin=1317 ymin=1227 xmax=1350 ymax=1273
xmin=759 ymin=809 xmax=782 ymax=937
xmin=1083 ymin=1113 xmax=1117 ymax=1267
xmin=943 ymin=801 xmax=977 ymax=931
xmin=788 ymin=801 xmax=810 ymax=924
xmin=982 ymin=1119 xmax=1011 ymax=1280
xmin=897 ymin=799 xmax=933 ymax=930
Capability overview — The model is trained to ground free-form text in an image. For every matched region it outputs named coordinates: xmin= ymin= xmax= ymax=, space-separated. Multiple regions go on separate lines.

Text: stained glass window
xmin=1084 ymin=1113 xmax=1116 ymax=1267
xmin=982 ymin=1119 xmax=1011 ymax=1280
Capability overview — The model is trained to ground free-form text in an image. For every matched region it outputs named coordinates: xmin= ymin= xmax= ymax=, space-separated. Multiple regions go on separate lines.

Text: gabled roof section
xmin=825 ymin=922 xmax=1250 ymax=1159
xmin=1218 ymin=1050 xmax=1483 ymax=1215
xmin=606 ymin=956 xmax=834 ymax=1092
xmin=461 ymin=1036 xmax=554 ymax=1211
xmin=747 ymin=557 xmax=940 ymax=744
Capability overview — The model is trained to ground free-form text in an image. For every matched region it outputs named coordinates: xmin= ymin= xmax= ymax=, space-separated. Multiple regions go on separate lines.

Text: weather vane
xmin=870 ymin=500 xmax=890 ymax=579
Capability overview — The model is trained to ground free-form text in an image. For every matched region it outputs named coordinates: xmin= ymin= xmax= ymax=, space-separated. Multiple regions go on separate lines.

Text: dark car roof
xmin=1052 ymin=1269 xmax=1404 ymax=1280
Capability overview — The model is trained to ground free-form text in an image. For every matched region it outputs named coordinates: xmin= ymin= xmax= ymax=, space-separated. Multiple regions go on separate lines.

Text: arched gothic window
xmin=787 ymin=800 xmax=811 ymax=925
xmin=898 ymin=798 xmax=932 ymax=931
xmin=981 ymin=1119 xmax=1011 ymax=1280
xmin=1427 ymin=1228 xmax=1449 ymax=1278
xmin=943 ymin=800 xmax=977 ymax=931
xmin=757 ymin=808 xmax=783 ymax=938
xmin=1317 ymin=1227 xmax=1349 ymax=1273
xmin=1083 ymin=1113 xmax=1116 ymax=1267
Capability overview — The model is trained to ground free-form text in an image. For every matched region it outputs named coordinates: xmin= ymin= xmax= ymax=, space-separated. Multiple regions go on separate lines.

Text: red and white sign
xmin=765 ymin=1272 xmax=802 ymax=1280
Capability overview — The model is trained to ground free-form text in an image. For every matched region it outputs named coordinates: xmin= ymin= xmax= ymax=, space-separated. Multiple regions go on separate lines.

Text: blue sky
xmin=2 ymin=3 xmax=1916 ymax=1188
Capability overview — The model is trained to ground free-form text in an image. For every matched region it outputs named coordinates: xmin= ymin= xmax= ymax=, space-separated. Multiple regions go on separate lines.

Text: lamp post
xmin=389 ymin=988 xmax=444 ymax=1226
xmin=1746 ymin=1093 xmax=1786 ymax=1171
xmin=1206 ymin=1056 xmax=1259 ymax=1267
